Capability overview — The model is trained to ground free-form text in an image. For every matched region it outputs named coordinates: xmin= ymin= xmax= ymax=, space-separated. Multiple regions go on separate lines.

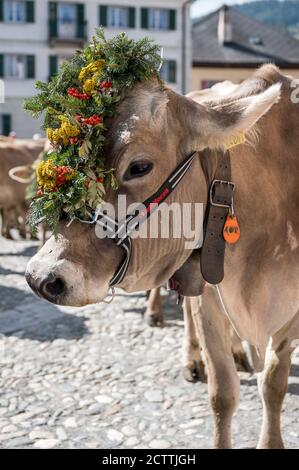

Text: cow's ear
xmin=183 ymin=83 xmax=281 ymax=150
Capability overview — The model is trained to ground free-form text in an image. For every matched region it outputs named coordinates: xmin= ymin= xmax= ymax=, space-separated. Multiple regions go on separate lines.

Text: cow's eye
xmin=124 ymin=160 xmax=153 ymax=181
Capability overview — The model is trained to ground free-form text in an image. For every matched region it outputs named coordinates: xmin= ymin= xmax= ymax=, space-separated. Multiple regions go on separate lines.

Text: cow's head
xmin=25 ymin=77 xmax=281 ymax=306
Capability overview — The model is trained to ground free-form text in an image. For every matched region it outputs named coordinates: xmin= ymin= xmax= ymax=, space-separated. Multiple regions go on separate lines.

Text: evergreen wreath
xmin=24 ymin=29 xmax=162 ymax=232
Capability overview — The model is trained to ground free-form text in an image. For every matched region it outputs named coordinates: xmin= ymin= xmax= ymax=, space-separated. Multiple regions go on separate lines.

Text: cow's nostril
xmin=39 ymin=274 xmax=66 ymax=301
xmin=43 ymin=277 xmax=65 ymax=298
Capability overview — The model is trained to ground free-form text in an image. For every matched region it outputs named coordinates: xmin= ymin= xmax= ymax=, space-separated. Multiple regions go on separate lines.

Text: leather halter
xmin=77 ymin=149 xmax=235 ymax=288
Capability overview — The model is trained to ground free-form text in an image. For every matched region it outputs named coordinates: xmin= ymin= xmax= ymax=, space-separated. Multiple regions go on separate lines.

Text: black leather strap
xmin=200 ymin=150 xmax=234 ymax=284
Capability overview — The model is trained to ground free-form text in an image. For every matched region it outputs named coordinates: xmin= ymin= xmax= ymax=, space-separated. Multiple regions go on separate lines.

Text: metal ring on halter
xmin=73 ymin=209 xmax=99 ymax=225
xmin=102 ymin=287 xmax=115 ymax=304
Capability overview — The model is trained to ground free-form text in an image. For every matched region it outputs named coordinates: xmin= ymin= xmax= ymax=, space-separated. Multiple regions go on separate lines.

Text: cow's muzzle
xmin=25 ymin=270 xmax=66 ymax=303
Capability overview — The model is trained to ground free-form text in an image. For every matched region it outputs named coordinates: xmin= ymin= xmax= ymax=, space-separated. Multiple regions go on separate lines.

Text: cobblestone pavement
xmin=0 ymin=236 xmax=298 ymax=449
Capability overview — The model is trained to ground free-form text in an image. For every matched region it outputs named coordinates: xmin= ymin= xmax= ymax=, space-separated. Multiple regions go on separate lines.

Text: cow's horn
xmin=8 ymin=165 xmax=35 ymax=184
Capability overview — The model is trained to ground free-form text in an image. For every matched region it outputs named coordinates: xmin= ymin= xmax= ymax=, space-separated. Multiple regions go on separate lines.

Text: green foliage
xmin=24 ymin=29 xmax=162 ymax=231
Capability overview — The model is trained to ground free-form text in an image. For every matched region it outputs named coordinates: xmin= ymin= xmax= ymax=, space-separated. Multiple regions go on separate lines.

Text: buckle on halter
xmin=209 ymin=179 xmax=235 ymax=209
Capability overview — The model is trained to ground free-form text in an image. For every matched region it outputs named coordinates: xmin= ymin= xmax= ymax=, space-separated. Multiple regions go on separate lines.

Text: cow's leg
xmin=1 ymin=208 xmax=13 ymax=239
xmin=0 ymin=209 xmax=4 ymax=237
xmin=190 ymin=287 xmax=240 ymax=448
xmin=144 ymin=288 xmax=164 ymax=327
xmin=257 ymin=315 xmax=299 ymax=449
xmin=182 ymin=297 xmax=207 ymax=383
xmin=17 ymin=204 xmax=27 ymax=239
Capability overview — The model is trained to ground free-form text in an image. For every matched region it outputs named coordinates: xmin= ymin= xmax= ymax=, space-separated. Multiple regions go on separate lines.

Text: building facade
xmin=0 ymin=0 xmax=192 ymax=137
xmin=192 ymin=5 xmax=299 ymax=91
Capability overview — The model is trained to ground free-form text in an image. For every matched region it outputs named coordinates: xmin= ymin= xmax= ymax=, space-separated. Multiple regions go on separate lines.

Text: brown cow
xmin=0 ymin=139 xmax=45 ymax=239
xmin=25 ymin=65 xmax=298 ymax=448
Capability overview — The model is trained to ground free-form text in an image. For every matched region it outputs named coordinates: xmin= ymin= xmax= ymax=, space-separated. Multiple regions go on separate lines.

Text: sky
xmin=191 ymin=0 xmax=269 ymax=19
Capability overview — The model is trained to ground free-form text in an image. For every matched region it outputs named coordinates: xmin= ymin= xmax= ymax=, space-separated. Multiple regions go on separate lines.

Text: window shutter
xmin=141 ymin=8 xmax=148 ymax=29
xmin=0 ymin=0 xmax=3 ymax=22
xmin=49 ymin=55 xmax=58 ymax=79
xmin=49 ymin=2 xmax=57 ymax=38
xmin=2 ymin=114 xmax=11 ymax=136
xmin=99 ymin=5 xmax=107 ymax=27
xmin=128 ymin=7 xmax=135 ymax=28
xmin=0 ymin=54 xmax=3 ymax=78
xmin=76 ymin=3 xmax=85 ymax=38
xmin=168 ymin=61 xmax=176 ymax=83
xmin=169 ymin=10 xmax=176 ymax=30
xmin=26 ymin=55 xmax=35 ymax=79
xmin=26 ymin=1 xmax=35 ymax=23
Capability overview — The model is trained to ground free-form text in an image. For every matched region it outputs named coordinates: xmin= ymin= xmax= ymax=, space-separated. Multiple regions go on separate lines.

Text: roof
xmin=192 ymin=4 xmax=299 ymax=67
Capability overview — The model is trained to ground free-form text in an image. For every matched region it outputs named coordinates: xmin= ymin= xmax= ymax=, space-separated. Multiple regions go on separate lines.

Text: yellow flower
xmin=83 ymin=76 xmax=98 ymax=94
xmin=36 ymin=160 xmax=76 ymax=192
xmin=36 ymin=160 xmax=57 ymax=191
xmin=47 ymin=121 xmax=80 ymax=146
xmin=47 ymin=128 xmax=53 ymax=141
xmin=78 ymin=60 xmax=105 ymax=82
xmin=61 ymin=122 xmax=80 ymax=138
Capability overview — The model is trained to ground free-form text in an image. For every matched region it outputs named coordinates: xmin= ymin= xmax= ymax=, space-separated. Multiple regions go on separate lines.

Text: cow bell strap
xmin=200 ymin=150 xmax=235 ymax=284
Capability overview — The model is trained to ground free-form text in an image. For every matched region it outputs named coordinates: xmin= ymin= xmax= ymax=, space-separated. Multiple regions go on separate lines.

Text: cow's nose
xmin=26 ymin=271 xmax=66 ymax=303
xmin=39 ymin=273 xmax=66 ymax=302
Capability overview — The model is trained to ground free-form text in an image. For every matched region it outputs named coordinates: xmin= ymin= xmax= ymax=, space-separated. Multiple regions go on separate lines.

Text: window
xmin=160 ymin=60 xmax=176 ymax=84
xmin=49 ymin=2 xmax=85 ymax=40
xmin=57 ymin=3 xmax=76 ymax=39
xmin=99 ymin=5 xmax=135 ymax=29
xmin=5 ymin=54 xmax=26 ymax=78
xmin=249 ymin=36 xmax=263 ymax=46
xmin=4 ymin=0 xmax=25 ymax=22
xmin=149 ymin=9 xmax=168 ymax=30
xmin=3 ymin=54 xmax=34 ymax=79
xmin=1 ymin=1 xmax=34 ymax=23
xmin=141 ymin=8 xmax=176 ymax=31
xmin=107 ymin=6 xmax=127 ymax=28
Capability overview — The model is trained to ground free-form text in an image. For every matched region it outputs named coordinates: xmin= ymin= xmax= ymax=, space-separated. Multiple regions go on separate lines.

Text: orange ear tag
xmin=223 ymin=215 xmax=240 ymax=244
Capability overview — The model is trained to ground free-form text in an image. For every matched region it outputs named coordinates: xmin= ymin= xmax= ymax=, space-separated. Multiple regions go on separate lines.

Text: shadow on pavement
xmin=123 ymin=291 xmax=183 ymax=326
xmin=241 ymin=373 xmax=299 ymax=396
xmin=290 ymin=364 xmax=299 ymax=377
xmin=0 ymin=285 xmax=90 ymax=342
xmin=0 ymin=284 xmax=34 ymax=311
xmin=0 ymin=245 xmax=38 ymax=258
xmin=0 ymin=266 xmax=24 ymax=276
xmin=287 ymin=383 xmax=299 ymax=396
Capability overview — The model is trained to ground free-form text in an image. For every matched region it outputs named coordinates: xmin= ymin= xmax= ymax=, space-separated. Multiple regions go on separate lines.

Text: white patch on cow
xmin=273 ymin=245 xmax=284 ymax=261
xmin=119 ymin=129 xmax=131 ymax=144
xmin=287 ymin=221 xmax=299 ymax=251
xmin=118 ymin=115 xmax=140 ymax=144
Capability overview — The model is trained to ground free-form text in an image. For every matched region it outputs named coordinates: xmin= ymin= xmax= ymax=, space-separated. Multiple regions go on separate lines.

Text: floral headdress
xmin=24 ymin=29 xmax=162 ymax=232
